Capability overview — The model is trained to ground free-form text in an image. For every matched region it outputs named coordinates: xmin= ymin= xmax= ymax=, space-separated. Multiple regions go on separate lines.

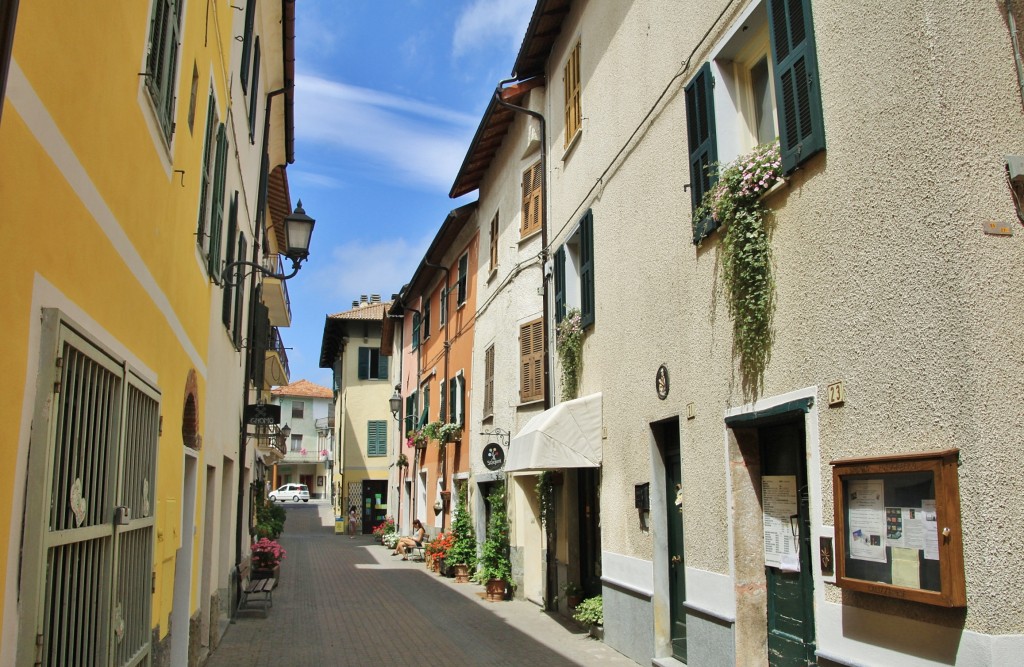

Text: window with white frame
xmin=456 ymin=254 xmax=468 ymax=306
xmin=290 ymin=434 xmax=303 ymax=452
xmin=144 ymin=0 xmax=183 ymax=142
xmin=291 ymin=400 xmax=304 ymax=419
xmin=196 ymin=90 xmax=228 ymax=279
xmin=553 ymin=209 xmax=595 ymax=328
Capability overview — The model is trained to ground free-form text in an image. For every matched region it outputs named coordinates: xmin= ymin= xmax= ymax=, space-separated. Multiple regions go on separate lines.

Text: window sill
xmin=562 ymin=129 xmax=582 ymax=161
xmin=517 ymin=398 xmax=545 ymax=409
xmin=518 ymin=228 xmax=542 ymax=246
xmin=759 ymin=176 xmax=789 ymax=203
xmin=486 ymin=267 xmax=499 ymax=284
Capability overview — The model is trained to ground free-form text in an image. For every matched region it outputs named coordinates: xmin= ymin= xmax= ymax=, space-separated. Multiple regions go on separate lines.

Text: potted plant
xmin=445 ymin=485 xmax=476 ymax=583
xmin=252 ymin=499 xmax=286 ymax=540
xmin=406 ymin=429 xmax=427 ymax=450
xmin=477 ymin=486 xmax=513 ymax=600
xmin=425 ymin=531 xmax=453 ymax=572
xmin=396 ymin=452 xmax=409 ymax=468
xmin=438 ymin=421 xmax=462 ymax=443
xmin=250 ymin=537 xmax=286 ymax=584
xmin=371 ymin=516 xmax=396 ymax=544
xmin=573 ymin=595 xmax=604 ymax=639
xmin=563 ymin=581 xmax=583 ymax=608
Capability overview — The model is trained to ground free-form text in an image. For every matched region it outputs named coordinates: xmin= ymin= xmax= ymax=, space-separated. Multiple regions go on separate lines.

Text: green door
xmin=761 ymin=420 xmax=816 ymax=666
xmin=662 ymin=422 xmax=687 ymax=662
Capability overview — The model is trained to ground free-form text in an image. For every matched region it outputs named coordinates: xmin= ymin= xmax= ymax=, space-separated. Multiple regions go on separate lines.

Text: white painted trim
xmin=684 ymin=566 xmax=735 ymax=622
xmin=602 ymin=551 xmax=653 ymax=598
xmin=7 ymin=60 xmax=207 ymax=376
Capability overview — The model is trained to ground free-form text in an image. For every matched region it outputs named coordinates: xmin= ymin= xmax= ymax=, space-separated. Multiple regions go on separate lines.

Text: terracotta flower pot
xmin=485 ymin=578 xmax=507 ymax=601
xmin=453 ymin=563 xmax=470 ymax=583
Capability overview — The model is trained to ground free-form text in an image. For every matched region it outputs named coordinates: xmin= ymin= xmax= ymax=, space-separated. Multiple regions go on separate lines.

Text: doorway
xmin=170 ymin=453 xmax=198 ymax=666
xmin=362 ymin=480 xmax=388 ymax=534
xmin=655 ymin=419 xmax=686 ymax=662
xmin=577 ymin=468 xmax=602 ymax=597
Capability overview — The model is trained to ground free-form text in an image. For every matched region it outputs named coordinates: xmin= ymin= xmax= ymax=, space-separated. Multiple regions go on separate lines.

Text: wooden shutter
xmin=222 ymin=192 xmax=238 ymax=328
xmin=457 ymin=374 xmax=465 ymax=426
xmin=368 ymin=421 xmax=386 ymax=457
xmin=768 ymin=0 xmax=825 ymax=174
xmin=421 ymin=385 xmax=430 ymax=426
xmin=458 ymin=254 xmax=468 ymax=305
xmin=554 ymin=245 xmax=566 ymax=324
xmin=208 ymin=123 xmax=228 ymax=279
xmin=146 ymin=0 xmax=180 ymax=139
xmin=520 ymin=319 xmax=544 ymax=402
xmin=377 ymin=352 xmax=388 ymax=380
xmin=412 ymin=312 xmax=420 ymax=350
xmin=250 ymin=300 xmax=269 ymax=386
xmin=423 ymin=299 xmax=431 ymax=338
xmin=239 ymin=0 xmax=256 ymax=89
xmin=358 ymin=347 xmax=370 ymax=380
xmin=405 ymin=393 xmax=415 ymax=436
xmin=248 ymin=38 xmax=260 ymax=143
xmin=579 ymin=211 xmax=595 ymax=329
xmin=521 ymin=161 xmax=543 ymax=237
xmin=489 ymin=213 xmax=499 ymax=271
xmin=232 ymin=234 xmax=246 ymax=348
xmin=439 ymin=379 xmax=447 ymax=422
xmin=196 ymin=95 xmax=216 ymax=243
xmin=685 ymin=62 xmax=719 ymax=243
xmin=563 ymin=42 xmax=581 ymax=147
xmin=484 ymin=346 xmax=495 ymax=417
xmin=449 ymin=375 xmax=459 ymax=426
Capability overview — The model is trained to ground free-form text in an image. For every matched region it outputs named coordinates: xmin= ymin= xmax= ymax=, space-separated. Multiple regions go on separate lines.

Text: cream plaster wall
xmin=540 ymin=0 xmax=1024 ymax=660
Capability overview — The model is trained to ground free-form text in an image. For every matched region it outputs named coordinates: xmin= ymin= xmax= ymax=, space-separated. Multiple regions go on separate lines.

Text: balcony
xmin=264 ymin=326 xmax=290 ymax=388
xmin=252 ymin=425 xmax=287 ymax=465
xmin=315 ymin=416 xmax=335 ymax=433
xmin=261 ymin=254 xmax=292 ymax=327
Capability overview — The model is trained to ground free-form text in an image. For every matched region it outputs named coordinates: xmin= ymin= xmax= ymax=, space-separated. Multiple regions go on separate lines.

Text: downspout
xmin=494 ymin=78 xmax=551 ymax=410
xmin=234 ymin=87 xmax=286 ymax=611
xmin=401 ymin=302 xmax=423 ymax=528
xmin=1007 ymin=0 xmax=1024 ymax=111
xmin=423 ymin=260 xmax=451 ymax=533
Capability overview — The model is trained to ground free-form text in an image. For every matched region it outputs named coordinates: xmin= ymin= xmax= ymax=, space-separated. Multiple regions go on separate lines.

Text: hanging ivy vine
xmin=556 ymin=308 xmax=584 ymax=401
xmin=695 ymin=141 xmax=782 ymax=396
xmin=536 ymin=471 xmax=554 ymax=528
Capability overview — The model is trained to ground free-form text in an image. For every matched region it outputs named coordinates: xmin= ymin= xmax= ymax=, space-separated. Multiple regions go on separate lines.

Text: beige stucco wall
xmin=543 ymin=0 xmax=1024 ymax=654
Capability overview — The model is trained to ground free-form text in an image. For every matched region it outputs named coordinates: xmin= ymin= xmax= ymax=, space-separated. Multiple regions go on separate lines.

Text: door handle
xmin=670 ymin=555 xmax=681 ymax=566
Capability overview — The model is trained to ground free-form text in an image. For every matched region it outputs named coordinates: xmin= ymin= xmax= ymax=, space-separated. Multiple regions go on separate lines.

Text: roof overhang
xmin=403 ymin=202 xmax=478 ymax=297
xmin=506 ymin=393 xmax=602 ymax=473
xmin=511 ymin=0 xmax=572 ymax=79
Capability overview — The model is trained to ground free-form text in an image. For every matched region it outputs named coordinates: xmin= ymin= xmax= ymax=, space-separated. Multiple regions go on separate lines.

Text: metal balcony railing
xmin=269 ymin=326 xmax=289 ymax=379
xmin=263 ymin=254 xmax=292 ymax=320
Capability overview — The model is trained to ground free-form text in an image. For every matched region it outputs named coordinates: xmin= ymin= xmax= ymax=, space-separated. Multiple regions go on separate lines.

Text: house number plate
xmin=827 ymin=381 xmax=845 ymax=407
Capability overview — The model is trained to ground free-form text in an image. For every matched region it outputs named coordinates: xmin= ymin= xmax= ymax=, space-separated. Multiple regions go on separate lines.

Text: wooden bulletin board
xmin=831 ymin=449 xmax=965 ymax=607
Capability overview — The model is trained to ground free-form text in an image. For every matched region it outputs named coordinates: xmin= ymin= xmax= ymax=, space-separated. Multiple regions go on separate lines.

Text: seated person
xmin=392 ymin=519 xmax=426 ymax=559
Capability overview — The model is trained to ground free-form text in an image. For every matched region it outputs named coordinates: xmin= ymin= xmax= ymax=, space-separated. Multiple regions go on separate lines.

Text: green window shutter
xmin=248 ymin=38 xmax=260 ymax=143
xmin=222 ymin=192 xmax=238 ymax=328
xmin=684 ymin=62 xmax=719 ymax=243
xmin=423 ymin=300 xmax=431 ymax=339
xmin=405 ymin=393 xmax=415 ymax=436
xmin=458 ymin=254 xmax=468 ymax=304
xmin=579 ymin=210 xmax=595 ymax=329
xmin=367 ymin=421 xmax=387 ymax=457
xmin=377 ymin=352 xmax=388 ymax=379
xmin=412 ymin=312 xmax=421 ymax=350
xmin=768 ymin=0 xmax=825 ymax=174
xmin=239 ymin=0 xmax=256 ymax=90
xmin=439 ymin=379 xmax=447 ymax=423
xmin=554 ymin=245 xmax=566 ymax=324
xmin=458 ymin=375 xmax=465 ymax=426
xmin=145 ymin=0 xmax=181 ymax=140
xmin=419 ymin=385 xmax=430 ymax=427
xmin=232 ymin=234 xmax=246 ymax=348
xmin=208 ymin=123 xmax=228 ymax=279
xmin=196 ymin=95 xmax=216 ymax=243
xmin=357 ymin=347 xmax=370 ymax=380
xmin=450 ymin=374 xmax=462 ymax=426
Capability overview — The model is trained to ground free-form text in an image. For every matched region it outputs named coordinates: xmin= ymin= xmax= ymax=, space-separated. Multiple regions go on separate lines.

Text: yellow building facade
xmin=1 ymin=1 xmax=298 ymax=664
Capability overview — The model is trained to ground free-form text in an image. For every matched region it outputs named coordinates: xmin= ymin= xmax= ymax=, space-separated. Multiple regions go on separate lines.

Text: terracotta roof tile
xmin=326 ymin=301 xmax=391 ymax=321
xmin=271 ymin=379 xmax=333 ymax=399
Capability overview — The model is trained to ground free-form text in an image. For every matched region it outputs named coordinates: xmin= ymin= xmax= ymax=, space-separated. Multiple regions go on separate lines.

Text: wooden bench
xmin=236 ymin=558 xmax=275 ymax=617
xmin=408 ymin=537 xmax=429 ymax=562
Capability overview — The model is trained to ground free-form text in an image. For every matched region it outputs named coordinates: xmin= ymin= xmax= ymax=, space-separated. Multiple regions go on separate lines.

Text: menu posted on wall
xmin=762 ymin=475 xmax=800 ymax=571
xmin=847 ymin=479 xmax=887 ymax=563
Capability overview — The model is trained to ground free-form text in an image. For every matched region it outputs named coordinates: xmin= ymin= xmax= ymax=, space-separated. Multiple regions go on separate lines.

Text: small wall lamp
xmin=224 ymin=201 xmax=316 ymax=286
xmin=389 ymin=386 xmax=402 ymax=420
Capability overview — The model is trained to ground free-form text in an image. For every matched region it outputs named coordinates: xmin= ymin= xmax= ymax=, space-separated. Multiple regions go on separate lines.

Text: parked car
xmin=269 ymin=483 xmax=309 ymax=503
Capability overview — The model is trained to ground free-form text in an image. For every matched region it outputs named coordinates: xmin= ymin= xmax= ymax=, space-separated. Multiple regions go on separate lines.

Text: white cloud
xmin=304 ymin=235 xmax=433 ymax=306
xmin=294 ymin=74 xmax=478 ymax=191
xmin=452 ymin=0 xmax=534 ymax=59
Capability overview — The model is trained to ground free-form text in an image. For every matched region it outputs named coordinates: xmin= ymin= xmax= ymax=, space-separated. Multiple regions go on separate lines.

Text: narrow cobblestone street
xmin=207 ymin=503 xmax=637 ymax=667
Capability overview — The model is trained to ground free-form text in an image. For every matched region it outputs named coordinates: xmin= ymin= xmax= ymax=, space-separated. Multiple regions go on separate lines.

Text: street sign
xmin=244 ymin=403 xmax=281 ymax=425
xmin=482 ymin=442 xmax=505 ymax=471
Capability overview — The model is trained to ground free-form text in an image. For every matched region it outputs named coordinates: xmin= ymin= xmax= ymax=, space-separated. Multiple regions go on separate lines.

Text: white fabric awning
xmin=505 ymin=393 xmax=602 ymax=472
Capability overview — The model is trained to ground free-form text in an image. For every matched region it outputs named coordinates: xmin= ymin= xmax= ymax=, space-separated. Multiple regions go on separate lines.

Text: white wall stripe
xmin=7 ymin=59 xmax=208 ymax=376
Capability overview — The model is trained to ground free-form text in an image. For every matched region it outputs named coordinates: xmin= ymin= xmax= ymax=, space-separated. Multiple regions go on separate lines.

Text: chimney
xmin=352 ymin=300 xmax=358 ymax=308
xmin=360 ymin=294 xmax=368 ymax=306
xmin=371 ymin=294 xmax=381 ymax=303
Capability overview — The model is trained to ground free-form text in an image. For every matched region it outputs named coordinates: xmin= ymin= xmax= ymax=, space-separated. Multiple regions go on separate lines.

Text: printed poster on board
xmin=762 ymin=475 xmax=800 ymax=571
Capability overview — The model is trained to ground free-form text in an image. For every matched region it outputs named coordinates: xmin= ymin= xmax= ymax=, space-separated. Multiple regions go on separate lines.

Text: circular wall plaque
xmin=482 ymin=443 xmax=505 ymax=471
xmin=656 ymin=364 xmax=670 ymax=400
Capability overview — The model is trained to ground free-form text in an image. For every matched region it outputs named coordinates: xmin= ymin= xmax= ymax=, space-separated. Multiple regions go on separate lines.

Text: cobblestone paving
xmin=206 ymin=502 xmax=637 ymax=667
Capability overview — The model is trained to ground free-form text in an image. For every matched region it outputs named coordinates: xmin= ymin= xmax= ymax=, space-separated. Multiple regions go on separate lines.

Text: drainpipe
xmin=423 ymin=260 xmax=452 ymax=533
xmin=494 ymin=78 xmax=551 ymax=411
xmin=234 ymin=87 xmax=286 ymax=615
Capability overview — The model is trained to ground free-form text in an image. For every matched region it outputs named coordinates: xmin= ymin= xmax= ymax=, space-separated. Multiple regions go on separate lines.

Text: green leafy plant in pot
xmin=476 ymin=486 xmax=513 ymax=600
xmin=444 ymin=484 xmax=476 ymax=583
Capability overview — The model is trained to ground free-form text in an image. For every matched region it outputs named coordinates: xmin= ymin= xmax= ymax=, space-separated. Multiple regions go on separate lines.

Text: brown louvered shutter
xmin=519 ymin=319 xmax=544 ymax=402
xmin=521 ymin=161 xmax=542 ymax=237
xmin=484 ymin=345 xmax=495 ymax=417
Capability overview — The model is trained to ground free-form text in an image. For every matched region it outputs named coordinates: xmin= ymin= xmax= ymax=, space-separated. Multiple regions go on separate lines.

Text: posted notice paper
xmin=847 ymin=479 xmax=886 ymax=563
xmin=762 ymin=475 xmax=800 ymax=571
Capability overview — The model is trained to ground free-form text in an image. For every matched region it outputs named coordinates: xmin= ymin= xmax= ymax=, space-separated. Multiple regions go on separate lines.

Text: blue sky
xmin=282 ymin=0 xmax=535 ymax=390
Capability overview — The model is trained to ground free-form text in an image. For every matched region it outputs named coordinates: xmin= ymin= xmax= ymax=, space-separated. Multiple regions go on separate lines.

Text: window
xmin=411 ymin=311 xmax=421 ymax=350
xmin=290 ymin=434 xmax=303 ymax=452
xmin=357 ymin=347 xmax=388 ymax=380
xmin=423 ymin=298 xmax=432 ymax=340
xmin=439 ymin=378 xmax=447 ymax=422
xmin=144 ymin=0 xmax=183 ymax=142
xmin=291 ymin=401 xmax=304 ymax=419
xmin=449 ymin=371 xmax=465 ymax=426
xmin=686 ymin=0 xmax=825 ymax=242
xmin=239 ymin=0 xmax=257 ymax=90
xmin=457 ymin=253 xmax=468 ymax=306
xmin=483 ymin=345 xmax=495 ymax=417
xmin=553 ymin=209 xmax=595 ymax=328
xmin=222 ymin=192 xmax=239 ymax=332
xmin=404 ymin=391 xmax=417 ymax=436
xmin=439 ymin=285 xmax=448 ymax=327
xmin=231 ymin=233 xmax=246 ymax=348
xmin=247 ymin=38 xmax=260 ymax=144
xmin=563 ymin=40 xmax=582 ymax=148
xmin=519 ymin=319 xmax=544 ymax=403
xmin=367 ymin=421 xmax=387 ymax=457
xmin=196 ymin=91 xmax=228 ymax=279
xmin=421 ymin=383 xmax=430 ymax=426
xmin=521 ymin=161 xmax=542 ymax=237
xmin=489 ymin=212 xmax=499 ymax=272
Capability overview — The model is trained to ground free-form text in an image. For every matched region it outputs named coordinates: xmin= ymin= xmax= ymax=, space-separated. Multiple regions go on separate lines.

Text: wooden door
xmin=661 ymin=421 xmax=687 ymax=662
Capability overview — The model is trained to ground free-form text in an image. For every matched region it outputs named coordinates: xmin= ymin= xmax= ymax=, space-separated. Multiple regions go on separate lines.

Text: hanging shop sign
xmin=244 ymin=403 xmax=280 ymax=425
xmin=482 ymin=443 xmax=505 ymax=471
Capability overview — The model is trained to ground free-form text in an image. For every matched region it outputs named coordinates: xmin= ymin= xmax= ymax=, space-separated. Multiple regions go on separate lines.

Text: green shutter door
xmin=208 ymin=123 xmax=228 ymax=279
xmin=579 ymin=211 xmax=595 ymax=329
xmin=222 ymin=192 xmax=238 ymax=328
xmin=554 ymin=245 xmax=566 ymax=324
xmin=412 ymin=313 xmax=421 ymax=349
xmin=357 ymin=347 xmax=370 ymax=380
xmin=377 ymin=352 xmax=388 ymax=379
xmin=684 ymin=62 xmax=719 ymax=243
xmin=196 ymin=97 xmax=216 ymax=242
xmin=405 ymin=394 xmax=415 ymax=436
xmin=768 ymin=0 xmax=825 ymax=174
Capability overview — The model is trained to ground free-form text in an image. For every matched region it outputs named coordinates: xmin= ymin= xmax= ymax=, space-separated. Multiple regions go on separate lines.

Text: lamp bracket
xmin=222 ymin=257 xmax=304 ymax=288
